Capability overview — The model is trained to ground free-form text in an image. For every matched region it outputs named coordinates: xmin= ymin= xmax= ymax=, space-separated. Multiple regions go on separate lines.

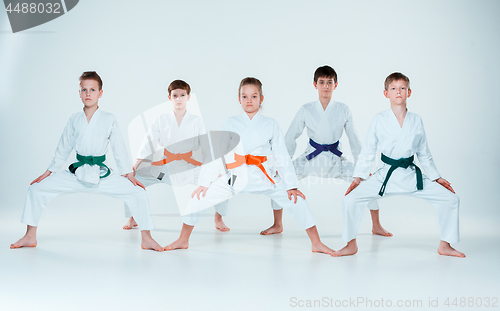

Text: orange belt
xmin=226 ymin=154 xmax=275 ymax=184
xmin=151 ymin=149 xmax=202 ymax=167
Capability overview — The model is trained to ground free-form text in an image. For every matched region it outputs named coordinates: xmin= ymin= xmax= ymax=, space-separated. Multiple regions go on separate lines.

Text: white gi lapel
xmin=308 ymin=101 xmax=342 ymax=171
xmin=240 ymin=111 xmax=260 ymax=153
xmin=312 ymin=100 xmax=329 ymax=141
xmin=74 ymin=108 xmax=102 ymax=184
xmin=74 ymin=110 xmax=89 ymax=150
xmin=168 ymin=111 xmax=180 ymax=145
xmin=391 ymin=109 xmax=410 ymax=158
xmin=309 ymin=101 xmax=324 ymax=136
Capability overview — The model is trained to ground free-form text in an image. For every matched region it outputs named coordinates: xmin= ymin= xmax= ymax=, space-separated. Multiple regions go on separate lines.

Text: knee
xmin=342 ymin=194 xmax=363 ymax=215
xmin=290 ymin=196 xmax=307 ymax=209
xmin=343 ymin=194 xmax=355 ymax=208
xmin=438 ymin=192 xmax=460 ymax=215
xmin=442 ymin=189 xmax=459 ymax=206
xmin=450 ymin=193 xmax=460 ymax=208
xmin=128 ymin=187 xmax=148 ymax=204
xmin=282 ymin=196 xmax=308 ymax=212
xmin=129 ymin=183 xmax=146 ymax=195
xmin=27 ymin=183 xmax=41 ymax=196
xmin=295 ymin=196 xmax=306 ymax=204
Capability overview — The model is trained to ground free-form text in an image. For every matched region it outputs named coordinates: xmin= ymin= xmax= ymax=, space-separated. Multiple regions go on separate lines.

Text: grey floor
xmin=1 ymin=183 xmax=499 ymax=311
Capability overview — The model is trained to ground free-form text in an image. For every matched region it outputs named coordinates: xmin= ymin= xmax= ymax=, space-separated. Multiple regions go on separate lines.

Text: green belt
xmin=378 ymin=154 xmax=423 ymax=196
xmin=69 ymin=154 xmax=111 ymax=178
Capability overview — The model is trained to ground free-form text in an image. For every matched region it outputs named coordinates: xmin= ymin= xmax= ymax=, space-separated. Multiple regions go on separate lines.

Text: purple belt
xmin=305 ymin=139 xmax=342 ymax=161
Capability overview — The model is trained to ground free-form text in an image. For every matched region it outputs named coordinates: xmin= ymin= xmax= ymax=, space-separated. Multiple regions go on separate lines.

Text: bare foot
xmin=11 ymin=226 xmax=37 ymax=249
xmin=164 ymin=223 xmax=193 ymax=251
xmin=10 ymin=235 xmax=37 ymax=249
xmin=214 ymin=213 xmax=230 ymax=232
xmin=163 ymin=238 xmax=189 ymax=251
xmin=123 ymin=217 xmax=138 ymax=230
xmin=260 ymin=224 xmax=283 ymax=235
xmin=438 ymin=241 xmax=465 ymax=258
xmin=311 ymin=242 xmax=335 ymax=255
xmin=332 ymin=240 xmax=358 ymax=257
xmin=140 ymin=230 xmax=163 ymax=252
xmin=372 ymin=224 xmax=393 ymax=237
xmin=141 ymin=239 xmax=164 ymax=252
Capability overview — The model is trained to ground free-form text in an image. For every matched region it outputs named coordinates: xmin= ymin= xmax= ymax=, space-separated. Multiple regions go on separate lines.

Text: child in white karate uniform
xmin=11 ymin=71 xmax=163 ymax=252
xmin=164 ymin=78 xmax=334 ymax=254
xmin=333 ymin=72 xmax=464 ymax=257
xmin=263 ymin=66 xmax=390 ymax=238
xmin=122 ymin=80 xmax=229 ymax=232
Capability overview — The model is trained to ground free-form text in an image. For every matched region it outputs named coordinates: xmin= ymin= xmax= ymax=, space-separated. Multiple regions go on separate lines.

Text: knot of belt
xmin=69 ymin=154 xmax=110 ymax=178
xmin=306 ymin=139 xmax=343 ymax=161
xmin=226 ymin=154 xmax=275 ymax=184
xmin=378 ymin=154 xmax=423 ymax=196
xmin=151 ymin=149 xmax=202 ymax=167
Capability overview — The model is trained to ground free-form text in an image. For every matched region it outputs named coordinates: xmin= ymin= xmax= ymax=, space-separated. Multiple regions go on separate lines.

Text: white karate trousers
xmin=183 ymin=178 xmax=316 ymax=229
xmin=21 ymin=170 xmax=155 ymax=230
xmin=342 ymin=177 xmax=460 ymax=243
xmin=272 ymin=157 xmax=381 ymax=211
xmin=123 ymin=170 xmax=229 ymax=218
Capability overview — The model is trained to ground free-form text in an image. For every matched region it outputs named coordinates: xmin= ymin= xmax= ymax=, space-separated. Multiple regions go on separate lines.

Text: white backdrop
xmin=1 ymin=0 xmax=499 ymax=223
xmin=1 ymin=1 xmax=500 ymax=310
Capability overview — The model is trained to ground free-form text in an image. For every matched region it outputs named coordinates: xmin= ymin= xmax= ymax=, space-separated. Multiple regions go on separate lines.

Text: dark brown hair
xmin=314 ymin=65 xmax=337 ymax=84
xmin=168 ymin=80 xmax=191 ymax=95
